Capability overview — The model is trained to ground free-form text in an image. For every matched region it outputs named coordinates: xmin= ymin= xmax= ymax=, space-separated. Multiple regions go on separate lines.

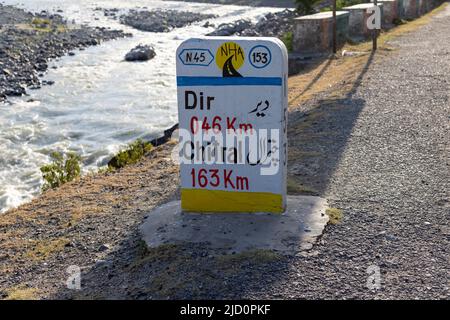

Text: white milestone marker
xmin=176 ymin=37 xmax=288 ymax=213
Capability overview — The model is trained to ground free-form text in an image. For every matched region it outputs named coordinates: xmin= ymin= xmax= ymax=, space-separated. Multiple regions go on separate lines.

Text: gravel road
xmin=269 ymin=5 xmax=450 ymax=299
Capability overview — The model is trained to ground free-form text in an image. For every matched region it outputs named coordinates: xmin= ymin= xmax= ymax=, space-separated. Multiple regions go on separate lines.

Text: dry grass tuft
xmin=25 ymin=238 xmax=70 ymax=261
xmin=326 ymin=208 xmax=344 ymax=225
xmin=4 ymin=286 xmax=39 ymax=300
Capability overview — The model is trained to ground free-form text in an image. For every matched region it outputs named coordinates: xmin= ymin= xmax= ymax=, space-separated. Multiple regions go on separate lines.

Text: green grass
xmin=281 ymin=31 xmax=293 ymax=52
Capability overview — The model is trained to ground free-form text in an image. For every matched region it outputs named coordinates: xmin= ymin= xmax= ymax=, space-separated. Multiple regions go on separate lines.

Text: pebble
xmin=98 ymin=244 xmax=111 ymax=252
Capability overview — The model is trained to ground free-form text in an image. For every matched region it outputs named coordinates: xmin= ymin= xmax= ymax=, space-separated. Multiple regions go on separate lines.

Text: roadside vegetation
xmin=320 ymin=0 xmax=363 ymax=12
xmin=282 ymin=31 xmax=293 ymax=52
xmin=107 ymin=139 xmax=153 ymax=170
xmin=295 ymin=0 xmax=323 ymax=14
xmin=40 ymin=139 xmax=153 ymax=191
xmin=40 ymin=152 xmax=81 ymax=191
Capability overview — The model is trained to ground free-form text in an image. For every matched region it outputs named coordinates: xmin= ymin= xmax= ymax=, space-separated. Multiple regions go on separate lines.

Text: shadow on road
xmin=289 ymin=57 xmax=334 ymax=103
xmin=287 ymin=52 xmax=374 ymax=197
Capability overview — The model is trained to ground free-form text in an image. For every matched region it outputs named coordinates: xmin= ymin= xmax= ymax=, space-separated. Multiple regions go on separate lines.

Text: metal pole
xmin=373 ymin=0 xmax=378 ymax=51
xmin=333 ymin=0 xmax=337 ymax=54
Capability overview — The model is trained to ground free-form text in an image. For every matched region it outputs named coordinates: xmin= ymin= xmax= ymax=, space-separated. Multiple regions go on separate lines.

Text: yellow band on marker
xmin=181 ymin=189 xmax=284 ymax=213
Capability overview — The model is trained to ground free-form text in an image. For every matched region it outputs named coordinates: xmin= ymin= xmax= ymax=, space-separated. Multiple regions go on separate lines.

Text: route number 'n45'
xmin=178 ymin=48 xmax=214 ymax=66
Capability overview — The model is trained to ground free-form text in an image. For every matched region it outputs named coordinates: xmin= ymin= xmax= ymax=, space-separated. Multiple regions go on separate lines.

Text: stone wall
xmin=293 ymin=11 xmax=349 ymax=54
xmin=291 ymin=0 xmax=444 ymax=55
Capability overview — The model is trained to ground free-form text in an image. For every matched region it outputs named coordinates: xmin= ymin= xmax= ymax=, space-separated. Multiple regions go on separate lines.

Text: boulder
xmin=125 ymin=44 xmax=156 ymax=62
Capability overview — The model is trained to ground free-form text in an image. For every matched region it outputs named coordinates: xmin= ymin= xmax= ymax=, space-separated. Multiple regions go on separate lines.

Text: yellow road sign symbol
xmin=216 ymin=42 xmax=245 ymax=77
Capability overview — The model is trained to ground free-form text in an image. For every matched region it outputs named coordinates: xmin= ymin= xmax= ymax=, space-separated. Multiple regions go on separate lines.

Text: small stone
xmin=95 ymin=259 xmax=110 ymax=268
xmin=2 ymin=68 xmax=12 ymax=76
xmin=385 ymin=235 xmax=398 ymax=241
xmin=98 ymin=244 xmax=111 ymax=252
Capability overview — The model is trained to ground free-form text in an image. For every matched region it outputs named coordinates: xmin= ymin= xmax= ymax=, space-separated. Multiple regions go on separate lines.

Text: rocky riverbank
xmin=0 ymin=4 xmax=131 ymax=102
xmin=207 ymin=9 xmax=297 ymax=38
xmin=120 ymin=9 xmax=216 ymax=32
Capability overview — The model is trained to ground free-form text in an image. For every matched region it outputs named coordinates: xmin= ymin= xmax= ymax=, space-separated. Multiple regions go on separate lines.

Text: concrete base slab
xmin=140 ymin=196 xmax=329 ymax=255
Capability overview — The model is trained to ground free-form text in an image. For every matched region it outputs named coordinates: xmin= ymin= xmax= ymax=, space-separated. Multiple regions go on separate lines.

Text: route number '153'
xmin=252 ymin=52 xmax=268 ymax=64
xmin=249 ymin=45 xmax=271 ymax=68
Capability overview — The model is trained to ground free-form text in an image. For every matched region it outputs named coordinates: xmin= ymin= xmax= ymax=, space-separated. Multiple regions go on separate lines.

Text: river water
xmin=0 ymin=0 xmax=282 ymax=213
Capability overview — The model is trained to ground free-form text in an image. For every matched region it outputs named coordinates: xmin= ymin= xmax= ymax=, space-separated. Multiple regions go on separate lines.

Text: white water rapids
xmin=0 ymin=0 xmax=283 ymax=213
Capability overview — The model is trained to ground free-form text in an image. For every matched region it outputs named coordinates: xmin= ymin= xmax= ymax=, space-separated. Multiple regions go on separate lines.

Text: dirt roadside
xmin=0 ymin=4 xmax=448 ymax=300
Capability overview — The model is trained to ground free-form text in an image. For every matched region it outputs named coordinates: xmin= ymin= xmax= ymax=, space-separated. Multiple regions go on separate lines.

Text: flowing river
xmin=0 ymin=0 xmax=283 ymax=213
